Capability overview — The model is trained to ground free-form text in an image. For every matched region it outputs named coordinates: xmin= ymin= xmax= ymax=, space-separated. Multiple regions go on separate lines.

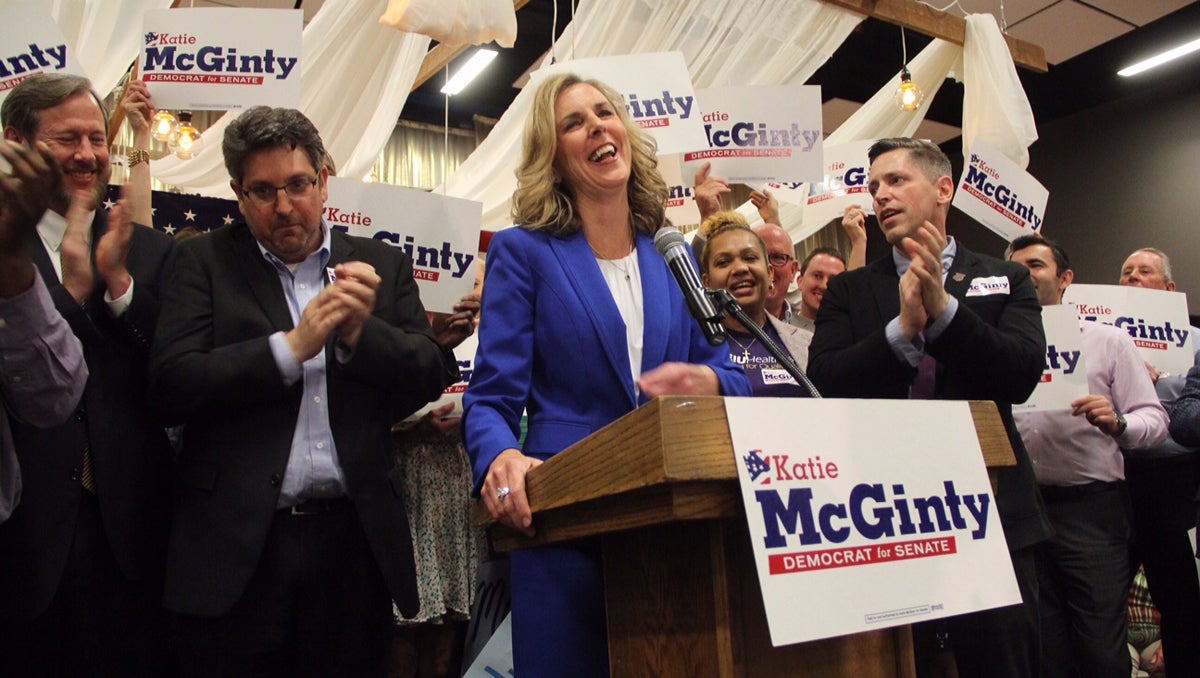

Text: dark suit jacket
xmin=148 ymin=223 xmax=455 ymax=617
xmin=0 ymin=213 xmax=174 ymax=620
xmin=808 ymin=243 xmax=1052 ymax=551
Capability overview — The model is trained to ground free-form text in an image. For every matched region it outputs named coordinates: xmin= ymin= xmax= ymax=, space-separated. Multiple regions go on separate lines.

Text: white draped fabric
xmin=435 ymin=0 xmax=864 ymax=232
xmin=48 ymin=0 xmax=172 ymax=98
xmin=962 ymin=13 xmax=1038 ymax=168
xmin=151 ymin=0 xmax=431 ymax=198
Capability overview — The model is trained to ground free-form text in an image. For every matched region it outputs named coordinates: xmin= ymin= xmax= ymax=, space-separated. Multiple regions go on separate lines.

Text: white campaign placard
xmin=531 ymin=52 xmax=705 ymax=155
xmin=658 ymin=153 xmax=701 ymax=226
xmin=1014 ymin=304 xmax=1089 ymax=413
xmin=0 ymin=1 xmax=88 ymax=105
xmin=803 ymin=140 xmax=875 ymax=230
xmin=754 ymin=180 xmax=808 ymax=206
xmin=680 ymin=85 xmax=823 ymax=185
xmin=1063 ymin=284 xmax=1194 ymax=375
xmin=952 ymin=139 xmax=1048 ymax=240
xmin=726 ymin=398 xmax=1020 ymax=646
xmin=325 ymin=177 xmax=482 ymax=314
xmin=403 ymin=332 xmax=477 ymax=422
xmin=141 ymin=8 xmax=302 ymax=111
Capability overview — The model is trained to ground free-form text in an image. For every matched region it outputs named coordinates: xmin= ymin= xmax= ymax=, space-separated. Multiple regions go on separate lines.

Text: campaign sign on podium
xmin=726 ymin=398 xmax=1021 ymax=646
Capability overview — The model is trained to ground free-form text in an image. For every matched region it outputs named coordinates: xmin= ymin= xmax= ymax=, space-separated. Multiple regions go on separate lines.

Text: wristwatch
xmin=127 ymin=149 xmax=150 ymax=167
xmin=1113 ymin=412 xmax=1128 ymax=437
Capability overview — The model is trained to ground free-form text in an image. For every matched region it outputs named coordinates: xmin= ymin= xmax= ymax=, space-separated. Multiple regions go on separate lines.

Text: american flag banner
xmin=104 ymin=185 xmax=240 ymax=239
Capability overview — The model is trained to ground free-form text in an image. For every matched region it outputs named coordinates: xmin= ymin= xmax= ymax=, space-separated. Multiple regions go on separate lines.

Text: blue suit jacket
xmin=464 ymin=226 xmax=749 ymax=488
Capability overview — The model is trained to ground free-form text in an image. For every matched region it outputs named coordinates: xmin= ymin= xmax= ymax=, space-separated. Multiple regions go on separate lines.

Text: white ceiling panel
xmin=1009 ymin=1 xmax=1134 ymax=63
xmin=956 ymin=0 xmax=1058 ymax=28
xmin=821 ymin=98 xmax=962 ymax=145
xmin=1082 ymin=0 xmax=1195 ymax=27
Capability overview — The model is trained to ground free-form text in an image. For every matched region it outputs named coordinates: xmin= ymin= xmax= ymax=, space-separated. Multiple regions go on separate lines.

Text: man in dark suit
xmin=808 ymin=138 xmax=1051 ymax=677
xmin=0 ymin=74 xmax=175 ymax=675
xmin=148 ymin=106 xmax=456 ymax=675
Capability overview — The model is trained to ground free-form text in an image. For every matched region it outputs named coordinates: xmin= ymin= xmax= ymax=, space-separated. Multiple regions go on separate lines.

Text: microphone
xmin=654 ymin=226 xmax=727 ymax=346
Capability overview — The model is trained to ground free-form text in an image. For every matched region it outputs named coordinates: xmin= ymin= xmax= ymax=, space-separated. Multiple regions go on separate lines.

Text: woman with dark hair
xmin=462 ymin=73 xmax=749 ymax=676
xmin=699 ymin=211 xmax=812 ymax=396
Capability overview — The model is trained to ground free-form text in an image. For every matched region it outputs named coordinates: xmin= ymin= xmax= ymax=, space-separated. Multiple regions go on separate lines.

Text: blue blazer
xmin=464 ymin=226 xmax=749 ymax=488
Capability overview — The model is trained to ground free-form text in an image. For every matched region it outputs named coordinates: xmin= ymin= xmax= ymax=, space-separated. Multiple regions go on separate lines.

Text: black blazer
xmin=0 ymin=213 xmax=174 ymax=620
xmin=808 ymin=243 xmax=1053 ymax=551
xmin=148 ymin=223 xmax=455 ymax=617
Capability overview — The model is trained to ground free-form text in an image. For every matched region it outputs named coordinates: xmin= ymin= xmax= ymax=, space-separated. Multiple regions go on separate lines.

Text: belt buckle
xmin=291 ymin=500 xmax=321 ymax=516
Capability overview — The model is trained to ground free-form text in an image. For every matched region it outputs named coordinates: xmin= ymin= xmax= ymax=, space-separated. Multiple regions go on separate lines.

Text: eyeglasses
xmin=768 ymin=253 xmax=795 ymax=268
xmin=241 ymin=177 xmax=319 ymax=206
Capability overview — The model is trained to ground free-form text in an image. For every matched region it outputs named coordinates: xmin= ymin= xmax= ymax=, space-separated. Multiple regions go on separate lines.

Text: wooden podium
xmin=476 ymin=396 xmax=1017 ymax=677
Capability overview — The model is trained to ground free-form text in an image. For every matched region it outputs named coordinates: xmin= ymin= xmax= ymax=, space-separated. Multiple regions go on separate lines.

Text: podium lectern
xmin=474 ymin=396 xmax=1016 ymax=677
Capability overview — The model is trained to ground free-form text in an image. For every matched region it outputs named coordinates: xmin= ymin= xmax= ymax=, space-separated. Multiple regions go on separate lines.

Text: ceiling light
xmin=440 ymin=49 xmax=499 ymax=96
xmin=169 ymin=111 xmax=202 ymax=160
xmin=895 ymin=68 xmax=924 ymax=112
xmin=893 ymin=27 xmax=923 ymax=112
xmin=1118 ymin=36 xmax=1200 ymax=76
xmin=150 ymin=110 xmax=178 ymax=142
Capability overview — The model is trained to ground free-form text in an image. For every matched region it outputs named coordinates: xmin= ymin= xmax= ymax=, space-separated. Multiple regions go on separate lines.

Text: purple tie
xmin=911 ymin=353 xmax=937 ymax=399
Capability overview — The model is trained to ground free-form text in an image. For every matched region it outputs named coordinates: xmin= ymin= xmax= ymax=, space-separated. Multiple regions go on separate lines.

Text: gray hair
xmin=222 ymin=106 xmax=327 ymax=185
xmin=1126 ymin=247 xmax=1173 ymax=282
xmin=1 ymin=73 xmax=107 ymax=140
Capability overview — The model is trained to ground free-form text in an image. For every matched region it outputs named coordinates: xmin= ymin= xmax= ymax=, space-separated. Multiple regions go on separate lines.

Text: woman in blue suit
xmin=462 ymin=72 xmax=750 ymax=677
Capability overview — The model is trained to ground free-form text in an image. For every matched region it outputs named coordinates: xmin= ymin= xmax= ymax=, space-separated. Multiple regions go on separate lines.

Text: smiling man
xmin=1117 ymin=246 xmax=1200 ymax=673
xmin=1008 ymin=235 xmax=1166 ymax=677
xmin=0 ymin=73 xmax=175 ymax=675
xmin=148 ymin=106 xmax=457 ymax=674
xmin=808 ymin=138 xmax=1050 ymax=677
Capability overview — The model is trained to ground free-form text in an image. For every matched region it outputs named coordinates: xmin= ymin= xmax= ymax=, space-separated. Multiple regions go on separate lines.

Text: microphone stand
xmin=708 ymin=289 xmax=822 ymax=398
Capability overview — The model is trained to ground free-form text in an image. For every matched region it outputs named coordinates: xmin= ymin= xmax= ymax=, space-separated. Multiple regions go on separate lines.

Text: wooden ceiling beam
xmin=412 ymin=0 xmax=533 ymax=91
xmin=823 ymin=0 xmax=1048 ymax=73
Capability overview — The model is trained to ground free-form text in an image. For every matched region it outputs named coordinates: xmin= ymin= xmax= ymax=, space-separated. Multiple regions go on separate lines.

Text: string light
xmin=150 ymin=110 xmax=178 ymax=142
xmin=168 ymin=111 xmax=202 ymax=160
xmin=895 ymin=68 xmax=924 ymax=111
xmin=894 ymin=27 xmax=924 ymax=112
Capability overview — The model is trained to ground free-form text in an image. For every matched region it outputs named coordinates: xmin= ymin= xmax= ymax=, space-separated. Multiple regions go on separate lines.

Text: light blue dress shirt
xmin=260 ymin=222 xmax=348 ymax=507
xmin=884 ymin=236 xmax=960 ymax=366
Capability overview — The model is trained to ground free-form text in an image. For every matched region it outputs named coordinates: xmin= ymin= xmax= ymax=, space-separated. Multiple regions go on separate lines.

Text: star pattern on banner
xmin=105 ymin=186 xmax=240 ymax=239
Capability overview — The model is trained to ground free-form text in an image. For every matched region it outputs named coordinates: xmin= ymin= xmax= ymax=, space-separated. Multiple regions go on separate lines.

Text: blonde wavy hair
xmin=511 ymin=73 xmax=670 ymax=236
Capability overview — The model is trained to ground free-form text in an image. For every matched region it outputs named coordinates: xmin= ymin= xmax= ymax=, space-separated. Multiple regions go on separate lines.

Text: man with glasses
xmin=754 ymin=223 xmax=800 ymax=324
xmin=149 ymin=106 xmax=458 ymax=674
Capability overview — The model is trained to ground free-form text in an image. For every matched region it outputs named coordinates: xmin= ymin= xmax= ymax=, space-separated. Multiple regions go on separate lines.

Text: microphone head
xmin=654 ymin=226 xmax=687 ymax=256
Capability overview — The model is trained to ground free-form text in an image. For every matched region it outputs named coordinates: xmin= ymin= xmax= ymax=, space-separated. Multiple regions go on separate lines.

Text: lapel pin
xmin=952 ymin=273 xmax=965 ymax=282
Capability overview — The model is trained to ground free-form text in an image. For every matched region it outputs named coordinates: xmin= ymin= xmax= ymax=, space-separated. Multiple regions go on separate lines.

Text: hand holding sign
xmin=693 ymin=162 xmax=729 ymax=224
xmin=749 ymin=189 xmax=779 ymax=224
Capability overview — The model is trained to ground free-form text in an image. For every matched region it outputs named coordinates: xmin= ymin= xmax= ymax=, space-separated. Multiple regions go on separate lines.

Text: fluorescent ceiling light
xmin=441 ymin=49 xmax=499 ymax=95
xmin=1118 ymin=36 xmax=1200 ymax=77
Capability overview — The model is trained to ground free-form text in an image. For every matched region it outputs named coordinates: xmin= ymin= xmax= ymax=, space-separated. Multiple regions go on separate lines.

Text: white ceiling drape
xmin=150 ymin=0 xmax=431 ymax=196
xmin=435 ymin=0 xmax=865 ymax=233
xmin=48 ymin=0 xmax=172 ymax=98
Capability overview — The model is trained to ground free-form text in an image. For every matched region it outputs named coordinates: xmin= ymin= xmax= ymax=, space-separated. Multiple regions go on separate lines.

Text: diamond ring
xmin=497 ymin=486 xmax=511 ymax=501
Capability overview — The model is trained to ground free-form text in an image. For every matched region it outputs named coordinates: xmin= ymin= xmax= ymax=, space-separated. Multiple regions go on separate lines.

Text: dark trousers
xmin=915 ymin=545 xmax=1040 ymax=678
xmin=0 ymin=491 xmax=170 ymax=678
xmin=1126 ymin=454 xmax=1200 ymax=677
xmin=1036 ymin=481 xmax=1131 ymax=678
xmin=172 ymin=501 xmax=392 ymax=678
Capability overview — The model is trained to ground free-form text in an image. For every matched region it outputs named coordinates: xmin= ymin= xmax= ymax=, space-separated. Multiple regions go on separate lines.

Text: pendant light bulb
xmin=895 ymin=68 xmax=924 ymax=112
